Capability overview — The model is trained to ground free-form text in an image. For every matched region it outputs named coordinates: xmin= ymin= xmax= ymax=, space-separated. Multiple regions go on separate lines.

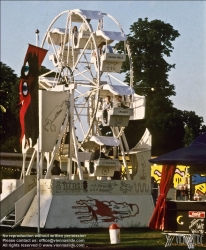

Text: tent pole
xmin=35 ymin=28 xmax=40 ymax=234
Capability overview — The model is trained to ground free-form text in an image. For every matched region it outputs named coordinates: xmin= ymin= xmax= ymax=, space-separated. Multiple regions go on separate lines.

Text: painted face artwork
xmin=19 ymin=44 xmax=47 ymax=148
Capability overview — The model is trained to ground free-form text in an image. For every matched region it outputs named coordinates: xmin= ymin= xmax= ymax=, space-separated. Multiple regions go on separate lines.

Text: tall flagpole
xmin=35 ymin=29 xmax=41 ymax=234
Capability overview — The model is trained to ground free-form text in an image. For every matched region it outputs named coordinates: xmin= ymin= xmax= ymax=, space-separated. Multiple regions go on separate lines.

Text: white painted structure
xmin=0 ymin=9 xmax=154 ymax=229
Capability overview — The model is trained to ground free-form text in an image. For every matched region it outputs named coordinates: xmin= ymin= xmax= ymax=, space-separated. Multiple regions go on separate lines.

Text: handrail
xmin=15 ymin=186 xmax=37 ymax=223
xmin=0 ymin=184 xmax=24 ymax=220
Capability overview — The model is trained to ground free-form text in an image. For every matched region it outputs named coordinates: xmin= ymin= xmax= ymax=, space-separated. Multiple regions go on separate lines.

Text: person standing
xmin=102 ymin=96 xmax=113 ymax=123
xmin=51 ymin=160 xmax=62 ymax=175
xmin=79 ymin=19 xmax=93 ymax=32
xmin=102 ymin=43 xmax=113 ymax=54
xmin=113 ymin=95 xmax=123 ymax=108
xmin=72 ymin=26 xmax=78 ymax=46
xmin=113 ymin=95 xmax=128 ymax=109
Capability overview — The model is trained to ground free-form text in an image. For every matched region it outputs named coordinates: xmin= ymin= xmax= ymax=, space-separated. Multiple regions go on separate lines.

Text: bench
xmin=162 ymin=232 xmax=202 ymax=249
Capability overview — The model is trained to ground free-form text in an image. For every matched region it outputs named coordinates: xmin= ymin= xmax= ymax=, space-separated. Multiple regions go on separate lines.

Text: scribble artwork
xmin=134 ymin=182 xmax=149 ymax=193
xmin=72 ymin=196 xmax=139 ymax=225
xmin=152 ymin=165 xmax=206 ymax=195
xmin=152 ymin=166 xmax=187 ymax=184
xmin=89 ymin=181 xmax=117 ymax=193
xmin=105 ymin=62 xmax=117 ymax=72
xmin=189 ymin=218 xmax=205 ymax=235
xmin=56 ymin=182 xmax=62 ymax=193
xmin=140 ymin=155 xmax=147 ymax=180
xmin=43 ymin=101 xmax=66 ymax=132
xmin=102 ymin=167 xmax=109 ymax=176
xmin=55 ymin=181 xmax=88 ymax=194
xmin=114 ymin=117 xmax=123 ymax=126
xmin=120 ymin=181 xmax=133 ymax=194
xmin=192 ymin=174 xmax=206 ymax=195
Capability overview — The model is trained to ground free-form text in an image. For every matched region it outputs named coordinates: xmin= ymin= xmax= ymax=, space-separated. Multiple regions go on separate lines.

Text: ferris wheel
xmin=38 ymin=9 xmax=145 ymax=180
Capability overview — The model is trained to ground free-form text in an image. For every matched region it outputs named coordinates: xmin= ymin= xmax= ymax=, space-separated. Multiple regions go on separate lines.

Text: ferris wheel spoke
xmin=74 ymin=106 xmax=86 ymax=136
xmin=74 ymin=100 xmax=87 ymax=118
xmin=107 ymin=73 xmax=125 ymax=85
xmin=74 ymin=88 xmax=97 ymax=101
xmin=73 ymin=35 xmax=93 ymax=70
xmin=75 ymin=69 xmax=97 ymax=86
xmin=83 ymin=53 xmax=94 ymax=78
xmin=73 ymin=65 xmax=96 ymax=85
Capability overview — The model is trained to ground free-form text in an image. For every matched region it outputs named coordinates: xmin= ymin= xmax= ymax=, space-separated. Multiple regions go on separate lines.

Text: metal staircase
xmin=0 ymin=208 xmax=15 ymax=227
xmin=0 ymin=208 xmax=24 ymax=228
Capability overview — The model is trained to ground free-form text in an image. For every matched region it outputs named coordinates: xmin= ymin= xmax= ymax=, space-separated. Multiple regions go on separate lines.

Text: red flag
xmin=19 ymin=44 xmax=47 ymax=149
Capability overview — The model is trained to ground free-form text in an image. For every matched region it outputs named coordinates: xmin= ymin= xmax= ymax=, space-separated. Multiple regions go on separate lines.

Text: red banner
xmin=19 ymin=44 xmax=47 ymax=149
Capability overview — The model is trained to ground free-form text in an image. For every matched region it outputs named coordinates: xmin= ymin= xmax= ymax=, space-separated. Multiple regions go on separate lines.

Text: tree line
xmin=0 ymin=18 xmax=205 ymax=155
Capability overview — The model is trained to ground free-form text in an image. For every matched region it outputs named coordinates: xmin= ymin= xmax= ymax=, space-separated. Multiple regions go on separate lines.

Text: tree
xmin=182 ymin=111 xmax=206 ymax=146
xmin=116 ymin=18 xmax=185 ymax=154
xmin=116 ymin=18 xmax=206 ymax=154
xmin=0 ymin=62 xmax=20 ymax=152
xmin=39 ymin=65 xmax=56 ymax=77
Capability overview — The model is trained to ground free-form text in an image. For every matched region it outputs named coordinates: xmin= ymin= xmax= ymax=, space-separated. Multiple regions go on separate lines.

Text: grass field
xmin=0 ymin=227 xmax=206 ymax=249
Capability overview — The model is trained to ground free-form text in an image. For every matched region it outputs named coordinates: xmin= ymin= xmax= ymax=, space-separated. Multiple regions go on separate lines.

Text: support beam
xmin=26 ymin=150 xmax=37 ymax=175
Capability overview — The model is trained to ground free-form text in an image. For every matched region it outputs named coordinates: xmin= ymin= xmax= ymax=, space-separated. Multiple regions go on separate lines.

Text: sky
xmin=1 ymin=1 xmax=206 ymax=124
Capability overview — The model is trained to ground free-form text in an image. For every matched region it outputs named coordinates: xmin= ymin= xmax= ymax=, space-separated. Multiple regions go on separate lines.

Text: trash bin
xmin=109 ymin=223 xmax=120 ymax=244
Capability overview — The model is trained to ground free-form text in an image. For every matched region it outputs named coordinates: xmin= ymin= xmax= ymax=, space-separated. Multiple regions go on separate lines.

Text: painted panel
xmin=45 ymin=194 xmax=154 ymax=228
xmin=15 ymin=186 xmax=37 ymax=223
xmin=39 ymin=90 xmax=69 ymax=152
xmin=0 ymin=184 xmax=24 ymax=220
xmin=151 ymin=165 xmax=206 ymax=196
xmin=133 ymin=151 xmax=151 ymax=193
xmin=49 ymin=180 xmax=150 ymax=195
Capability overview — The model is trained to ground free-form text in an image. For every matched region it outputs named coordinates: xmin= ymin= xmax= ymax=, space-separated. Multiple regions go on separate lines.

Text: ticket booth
xmin=149 ymin=133 xmax=206 ymax=248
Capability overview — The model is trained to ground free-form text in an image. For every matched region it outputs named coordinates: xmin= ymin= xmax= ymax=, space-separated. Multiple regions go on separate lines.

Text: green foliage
xmin=182 ymin=111 xmax=206 ymax=146
xmin=116 ymin=18 xmax=205 ymax=154
xmin=0 ymin=62 xmax=21 ymax=152
xmin=39 ymin=65 xmax=56 ymax=77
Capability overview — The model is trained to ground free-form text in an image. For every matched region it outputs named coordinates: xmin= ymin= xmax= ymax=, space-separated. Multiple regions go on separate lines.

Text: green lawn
xmin=0 ymin=227 xmax=205 ymax=249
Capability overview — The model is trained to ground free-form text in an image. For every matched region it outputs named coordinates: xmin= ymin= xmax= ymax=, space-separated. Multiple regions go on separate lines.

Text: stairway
xmin=0 ymin=208 xmax=15 ymax=227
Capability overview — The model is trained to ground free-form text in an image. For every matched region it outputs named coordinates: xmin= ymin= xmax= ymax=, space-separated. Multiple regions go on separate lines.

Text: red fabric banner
xmin=149 ymin=165 xmax=176 ymax=230
xmin=19 ymin=44 xmax=47 ymax=148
